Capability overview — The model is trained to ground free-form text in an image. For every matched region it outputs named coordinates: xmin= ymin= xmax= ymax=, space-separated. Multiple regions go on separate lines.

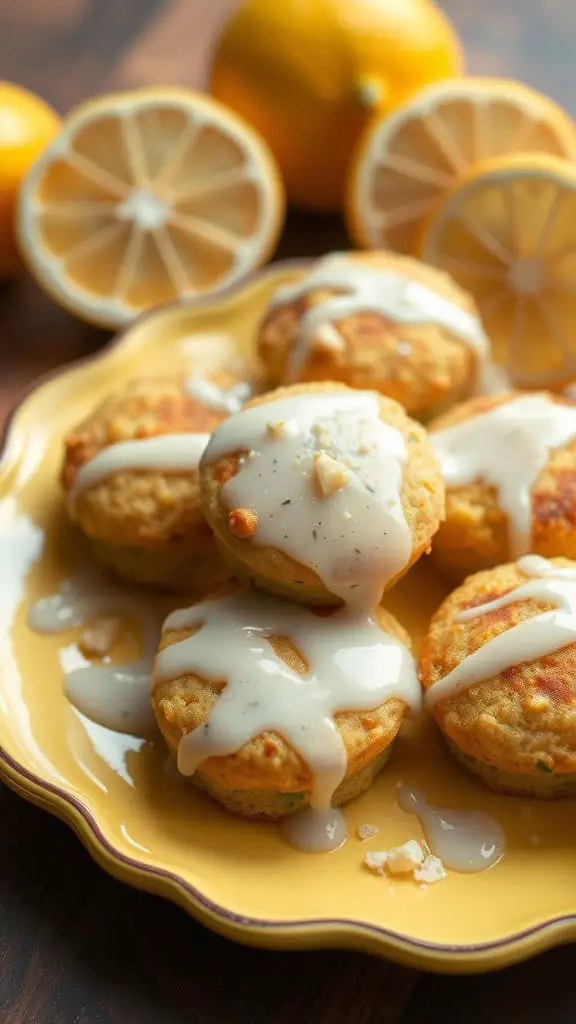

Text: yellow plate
xmin=2 ymin=261 xmax=576 ymax=973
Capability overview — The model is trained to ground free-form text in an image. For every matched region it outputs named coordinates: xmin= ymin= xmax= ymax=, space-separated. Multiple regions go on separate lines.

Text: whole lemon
xmin=210 ymin=0 xmax=464 ymax=212
xmin=0 ymin=82 xmax=61 ymax=277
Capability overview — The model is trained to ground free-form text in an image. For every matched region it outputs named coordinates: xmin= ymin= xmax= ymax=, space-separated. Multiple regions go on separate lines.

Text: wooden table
xmin=1 ymin=2 xmax=575 ymax=1020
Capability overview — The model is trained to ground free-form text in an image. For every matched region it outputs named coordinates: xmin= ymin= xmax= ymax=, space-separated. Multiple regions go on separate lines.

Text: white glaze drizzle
xmin=431 ymin=394 xmax=576 ymax=558
xmin=202 ymin=391 xmax=411 ymax=611
xmin=69 ymin=433 xmax=209 ymax=508
xmin=398 ymin=786 xmax=505 ymax=872
xmin=185 ymin=374 xmax=252 ymax=413
xmin=268 ymin=253 xmax=489 ymax=379
xmin=28 ymin=571 xmax=159 ymax=736
xmin=152 ymin=586 xmax=420 ymax=814
xmin=426 ymin=555 xmax=576 ymax=707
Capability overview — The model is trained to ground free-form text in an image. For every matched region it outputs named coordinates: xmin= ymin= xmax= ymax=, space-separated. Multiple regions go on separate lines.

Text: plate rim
xmin=2 ymin=259 xmax=576 ymax=973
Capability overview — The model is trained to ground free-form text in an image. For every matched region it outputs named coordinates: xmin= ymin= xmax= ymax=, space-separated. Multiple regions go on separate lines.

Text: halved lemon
xmin=17 ymin=87 xmax=285 ymax=328
xmin=421 ymin=152 xmax=576 ymax=388
xmin=346 ymin=77 xmax=576 ymax=255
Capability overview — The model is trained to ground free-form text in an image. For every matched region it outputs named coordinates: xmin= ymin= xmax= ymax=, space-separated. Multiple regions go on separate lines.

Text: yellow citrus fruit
xmin=210 ymin=0 xmax=463 ymax=212
xmin=17 ymin=87 xmax=284 ymax=328
xmin=347 ymin=77 xmax=576 ymax=255
xmin=421 ymin=152 xmax=576 ymax=389
xmin=0 ymin=81 xmax=60 ymax=277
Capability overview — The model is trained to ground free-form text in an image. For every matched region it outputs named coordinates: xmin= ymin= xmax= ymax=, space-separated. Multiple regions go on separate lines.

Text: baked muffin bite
xmin=62 ymin=370 xmax=253 ymax=589
xmin=257 ymin=250 xmax=488 ymax=419
xmin=199 ymin=381 xmax=445 ymax=607
xmin=421 ymin=555 xmax=576 ymax=797
xmin=429 ymin=391 xmax=576 ymax=582
xmin=152 ymin=584 xmax=420 ymax=819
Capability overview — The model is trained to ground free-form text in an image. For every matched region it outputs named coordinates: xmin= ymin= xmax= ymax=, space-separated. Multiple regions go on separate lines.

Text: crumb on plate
xmin=357 ymin=823 xmax=379 ymax=841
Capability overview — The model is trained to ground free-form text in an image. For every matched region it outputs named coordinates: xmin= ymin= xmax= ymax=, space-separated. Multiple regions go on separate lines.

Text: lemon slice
xmin=347 ymin=77 xmax=576 ymax=255
xmin=17 ymin=87 xmax=284 ymax=328
xmin=421 ymin=152 xmax=576 ymax=388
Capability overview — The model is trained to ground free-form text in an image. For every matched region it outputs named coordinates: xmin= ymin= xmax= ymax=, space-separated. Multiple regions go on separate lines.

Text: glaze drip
xmin=152 ymin=586 xmax=420 ymax=813
xmin=426 ymin=555 xmax=576 ymax=707
xmin=185 ymin=374 xmax=252 ymax=413
xmin=431 ymin=394 xmax=576 ymax=558
xmin=69 ymin=432 xmax=209 ymax=509
xmin=202 ymin=391 xmax=411 ymax=610
xmin=280 ymin=806 xmax=347 ymax=853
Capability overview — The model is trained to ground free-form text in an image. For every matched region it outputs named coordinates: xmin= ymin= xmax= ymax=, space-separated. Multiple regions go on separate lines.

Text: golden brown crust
xmin=61 ymin=374 xmax=234 ymax=549
xmin=199 ymin=382 xmax=445 ymax=605
xmin=257 ymin=251 xmax=479 ymax=418
xmin=420 ymin=558 xmax=576 ymax=776
xmin=191 ymin=746 xmax=393 ymax=818
xmin=430 ymin=391 xmax=576 ymax=581
xmin=152 ymin=590 xmax=411 ymax=793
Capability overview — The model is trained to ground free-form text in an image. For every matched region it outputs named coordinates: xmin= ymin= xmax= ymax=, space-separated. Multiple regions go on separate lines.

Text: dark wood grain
xmin=1 ymin=2 xmax=575 ymax=1021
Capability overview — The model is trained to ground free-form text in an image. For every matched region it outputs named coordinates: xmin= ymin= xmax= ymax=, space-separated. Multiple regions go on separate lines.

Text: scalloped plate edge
xmin=2 ymin=261 xmax=576 ymax=972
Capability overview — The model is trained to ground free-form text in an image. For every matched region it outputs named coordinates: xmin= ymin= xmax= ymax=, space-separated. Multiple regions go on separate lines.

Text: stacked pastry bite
xmin=152 ymin=381 xmax=444 ymax=821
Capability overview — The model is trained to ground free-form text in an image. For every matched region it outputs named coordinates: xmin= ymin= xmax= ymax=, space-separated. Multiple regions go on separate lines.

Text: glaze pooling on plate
xmin=398 ymin=786 xmax=505 ymax=872
xmin=153 ymin=586 xmax=420 ymax=821
xmin=69 ymin=433 xmax=210 ymax=509
xmin=203 ymin=391 xmax=411 ymax=610
xmin=28 ymin=570 xmax=159 ymax=736
xmin=267 ymin=253 xmax=489 ymax=379
xmin=281 ymin=805 xmax=348 ymax=853
xmin=426 ymin=555 xmax=576 ymax=707
xmin=431 ymin=394 xmax=576 ymax=558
